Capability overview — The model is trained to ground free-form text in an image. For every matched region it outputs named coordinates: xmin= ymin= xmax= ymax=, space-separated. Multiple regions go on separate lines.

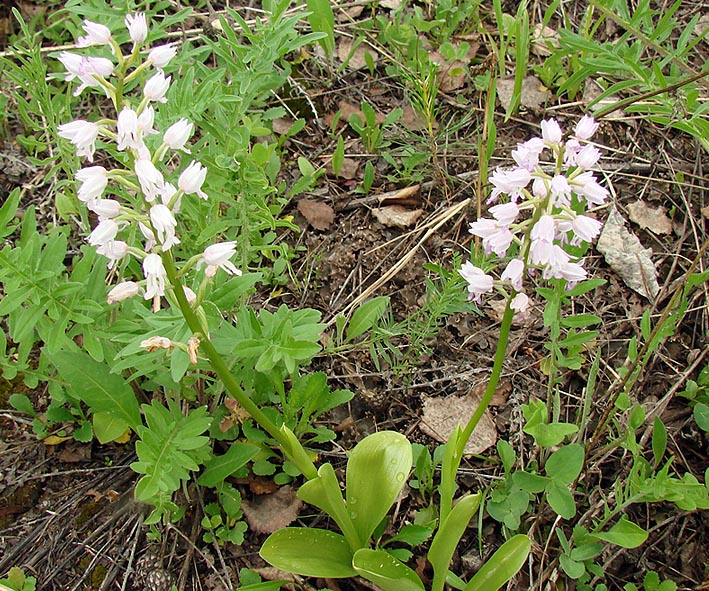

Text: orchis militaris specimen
xmin=439 ymin=117 xmax=607 ymax=520
xmin=57 ymin=15 xmax=318 ymax=480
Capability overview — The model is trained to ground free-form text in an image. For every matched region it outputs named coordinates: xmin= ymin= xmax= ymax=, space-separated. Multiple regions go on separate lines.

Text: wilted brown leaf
xmin=297 ymin=199 xmax=335 ymax=230
xmin=372 ymin=206 xmax=423 ymax=228
xmin=597 ymin=206 xmax=660 ymax=299
xmin=627 ymin=200 xmax=673 ymax=235
xmin=338 ymin=38 xmax=378 ymax=71
xmin=241 ymin=486 xmax=303 ymax=534
xmin=420 ymin=392 xmax=497 ymax=455
xmin=497 ymin=75 xmax=550 ymax=111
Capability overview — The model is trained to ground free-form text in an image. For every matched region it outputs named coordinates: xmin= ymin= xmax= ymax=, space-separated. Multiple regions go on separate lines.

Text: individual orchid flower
xmin=144 ymin=71 xmax=170 ymax=103
xmin=58 ymin=120 xmax=100 ymax=161
xmin=150 ymin=204 xmax=180 ymax=251
xmin=143 ymin=253 xmax=167 ymax=300
xmin=125 ymin=13 xmax=148 ymax=45
xmin=76 ymin=20 xmax=112 ymax=47
xmin=107 ymin=281 xmax=140 ymax=304
xmin=148 ymin=44 xmax=177 ymax=70
xmin=178 ymin=161 xmax=208 ymax=199
xmin=201 ymin=242 xmax=241 ymax=277
xmin=163 ymin=118 xmax=193 ymax=152
xmin=75 ymin=166 xmax=108 ymax=202
xmin=458 ymin=262 xmax=494 ymax=302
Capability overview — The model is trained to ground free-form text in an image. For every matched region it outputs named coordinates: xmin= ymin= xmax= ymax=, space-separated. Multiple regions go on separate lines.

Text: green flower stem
xmin=440 ymin=298 xmax=514 ymax=521
xmin=161 ymin=253 xmax=318 ymax=481
xmin=459 ymin=300 xmax=514 ymax=454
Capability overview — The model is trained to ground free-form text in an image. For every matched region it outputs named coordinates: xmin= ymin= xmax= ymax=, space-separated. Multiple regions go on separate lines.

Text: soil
xmin=1 ymin=2 xmax=708 ymax=591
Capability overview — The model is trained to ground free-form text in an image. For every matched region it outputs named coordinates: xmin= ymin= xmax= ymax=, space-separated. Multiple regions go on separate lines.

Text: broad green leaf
xmin=50 ymin=350 xmax=141 ymax=428
xmin=198 ymin=443 xmax=259 ymax=487
xmin=92 ymin=412 xmax=129 ymax=444
xmin=260 ymin=528 xmax=356 ymax=578
xmin=298 ymin=462 xmax=360 ymax=550
xmin=694 ymin=403 xmax=709 ymax=432
xmin=463 ymin=535 xmax=531 ymax=591
xmin=353 ymin=548 xmax=424 ymax=591
xmin=346 ymin=296 xmax=390 ymax=341
xmin=591 ymin=517 xmax=648 ymax=548
xmin=237 ymin=581 xmax=291 ymax=591
xmin=559 ymin=554 xmax=586 ymax=579
xmin=428 ymin=493 xmax=481 ymax=585
xmin=545 ymin=480 xmax=576 ymax=519
xmin=346 ymin=431 xmax=412 ymax=546
xmin=9 ymin=393 xmax=35 ymax=416
xmin=545 ymin=444 xmax=584 ymax=484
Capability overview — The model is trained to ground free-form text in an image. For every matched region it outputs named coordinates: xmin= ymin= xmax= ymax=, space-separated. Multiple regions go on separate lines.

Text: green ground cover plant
xmin=0 ymin=0 xmax=707 ymax=589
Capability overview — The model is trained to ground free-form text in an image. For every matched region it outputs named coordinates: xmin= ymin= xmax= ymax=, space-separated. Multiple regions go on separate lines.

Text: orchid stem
xmin=161 ymin=253 xmax=318 ymax=481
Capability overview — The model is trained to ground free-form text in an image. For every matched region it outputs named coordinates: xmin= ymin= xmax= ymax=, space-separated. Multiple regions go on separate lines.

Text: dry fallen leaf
xmin=702 ymin=205 xmax=709 ymax=219
xmin=531 ymin=23 xmax=560 ymax=56
xmin=372 ymin=205 xmax=423 ymax=228
xmin=241 ymin=486 xmax=303 ymax=534
xmin=497 ymin=75 xmax=550 ymax=111
xmin=597 ymin=205 xmax=660 ymax=299
xmin=297 ymin=199 xmax=335 ymax=230
xmin=420 ymin=392 xmax=497 ymax=455
xmin=338 ymin=38 xmax=378 ymax=71
xmin=627 ymin=200 xmax=673 ymax=235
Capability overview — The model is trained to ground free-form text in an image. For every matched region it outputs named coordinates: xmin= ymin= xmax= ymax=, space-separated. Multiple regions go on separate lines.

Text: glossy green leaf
xmin=694 ymin=402 xmax=709 ymax=432
xmin=428 ymin=493 xmax=481 ymax=586
xmin=92 ymin=412 xmax=129 ymax=444
xmin=353 ymin=548 xmax=424 ymax=591
xmin=591 ymin=517 xmax=648 ymax=548
xmin=463 ymin=535 xmax=530 ymax=591
xmin=298 ymin=462 xmax=360 ymax=550
xmin=346 ymin=296 xmax=390 ymax=341
xmin=260 ymin=528 xmax=356 ymax=578
xmin=50 ymin=350 xmax=141 ymax=428
xmin=346 ymin=431 xmax=413 ymax=546
xmin=197 ymin=443 xmax=259 ymax=487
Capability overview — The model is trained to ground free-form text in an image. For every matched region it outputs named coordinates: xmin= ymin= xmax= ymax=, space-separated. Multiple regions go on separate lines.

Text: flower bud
xmin=125 ymin=13 xmax=148 ymax=44
xmin=144 ymin=71 xmax=170 ymax=103
xmin=163 ymin=118 xmax=193 ymax=152
xmin=148 ymin=44 xmax=177 ymax=69
xmin=541 ymin=119 xmax=563 ymax=145
xmin=107 ymin=281 xmax=140 ymax=304
xmin=77 ymin=20 xmax=112 ymax=47
xmin=178 ymin=161 xmax=208 ymax=199
xmin=76 ymin=166 xmax=108 ymax=202
xmin=575 ymin=115 xmax=599 ymax=140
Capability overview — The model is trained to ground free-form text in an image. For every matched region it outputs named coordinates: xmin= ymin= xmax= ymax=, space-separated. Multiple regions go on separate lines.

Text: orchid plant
xmin=42 ymin=8 xmax=619 ymax=591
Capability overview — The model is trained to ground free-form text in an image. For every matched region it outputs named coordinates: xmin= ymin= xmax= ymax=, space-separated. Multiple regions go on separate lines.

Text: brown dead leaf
xmin=297 ymin=199 xmax=335 ymax=230
xmin=497 ymin=75 xmax=550 ymax=111
xmin=597 ymin=205 xmax=660 ymax=299
xmin=702 ymin=205 xmax=709 ymax=219
xmin=271 ymin=118 xmax=294 ymax=135
xmin=338 ymin=38 xmax=378 ymax=71
xmin=372 ymin=205 xmax=423 ymax=228
xmin=241 ymin=486 xmax=303 ymax=534
xmin=58 ymin=443 xmax=92 ymax=463
xmin=420 ymin=391 xmax=497 ymax=455
xmin=531 ymin=23 xmax=560 ymax=56
xmin=400 ymin=104 xmax=429 ymax=132
xmin=328 ymin=156 xmax=359 ymax=180
xmin=627 ymin=201 xmax=673 ymax=235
